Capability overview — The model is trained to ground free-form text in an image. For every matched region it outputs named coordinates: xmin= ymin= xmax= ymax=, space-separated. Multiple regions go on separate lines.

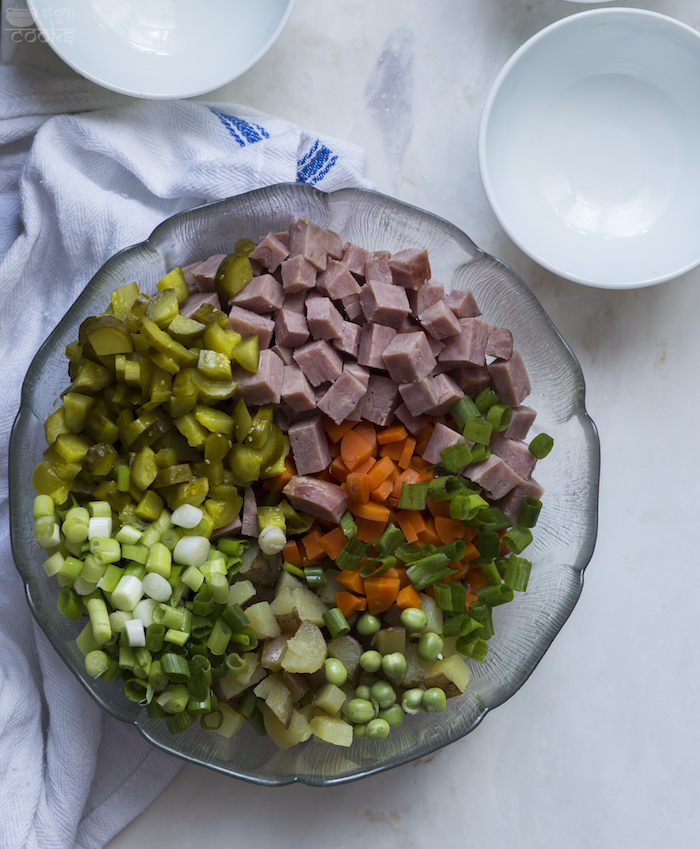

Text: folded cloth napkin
xmin=0 ymin=64 xmax=372 ymax=849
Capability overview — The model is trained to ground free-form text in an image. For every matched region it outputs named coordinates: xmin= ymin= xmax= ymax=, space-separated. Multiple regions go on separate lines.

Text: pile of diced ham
xmin=181 ymin=217 xmax=543 ymax=529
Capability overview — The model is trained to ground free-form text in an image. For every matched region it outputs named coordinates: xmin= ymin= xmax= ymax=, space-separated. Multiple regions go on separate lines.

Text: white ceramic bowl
xmin=478 ymin=9 xmax=700 ymax=288
xmin=26 ymin=0 xmax=295 ymax=99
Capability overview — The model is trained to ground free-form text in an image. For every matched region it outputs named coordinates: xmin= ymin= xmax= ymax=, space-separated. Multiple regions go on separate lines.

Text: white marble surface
xmin=8 ymin=1 xmax=700 ymax=846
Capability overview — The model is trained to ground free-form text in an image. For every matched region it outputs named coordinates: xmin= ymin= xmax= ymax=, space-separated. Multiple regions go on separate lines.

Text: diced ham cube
xmin=364 ymin=255 xmax=394 ymax=286
xmin=233 ymin=349 xmax=284 ymax=406
xmin=343 ymin=362 xmax=370 ymax=388
xmin=274 ymin=308 xmax=309 ymax=348
xmin=227 ymin=306 xmax=275 ymax=348
xmin=427 ymin=372 xmax=463 ymax=416
xmin=422 ymin=422 xmax=468 ymax=467
xmin=496 ymin=477 xmax=544 ymax=524
xmin=230 ymin=274 xmax=284 ymax=314
xmin=280 ymin=255 xmax=317 ymax=294
xmin=284 ymin=476 xmax=348 ymax=523
xmin=282 ymin=291 xmax=307 ymax=313
xmin=490 ymin=433 xmax=537 ymax=480
xmin=249 ymin=232 xmax=289 ymax=274
xmin=437 ymin=318 xmax=492 ymax=367
xmin=489 ymin=351 xmax=531 ymax=406
xmin=464 ymin=454 xmax=523 ymax=500
xmin=357 ymin=323 xmax=397 ymax=370
xmin=211 ymin=513 xmax=242 ymax=540
xmin=504 ymin=406 xmax=537 ymax=441
xmin=342 ymin=242 xmax=372 ymax=277
xmin=316 ymin=260 xmax=361 ymax=300
xmin=292 ymin=339 xmax=343 ymax=386
xmin=408 ymin=279 xmax=444 ymax=317
xmin=360 ymin=374 xmax=400 ymax=427
xmin=389 ymin=249 xmax=431 ymax=291
xmin=288 ymin=416 xmax=332 ymax=476
xmin=359 ymin=279 xmax=411 ymax=329
xmin=183 ymin=254 xmax=226 ymax=293
xmin=288 ymin=217 xmax=330 ymax=271
xmin=306 ymin=297 xmax=344 ymax=341
xmin=382 ymin=331 xmax=437 ymax=384
xmin=180 ymin=291 xmax=221 ymax=319
xmin=419 ymin=300 xmax=461 ymax=340
xmin=450 ymin=365 xmax=492 ymax=396
xmin=341 ymin=293 xmax=364 ymax=323
xmin=241 ymin=486 xmax=259 ymax=537
xmin=333 ymin=321 xmax=361 ymax=358
xmin=281 ymin=365 xmax=316 ymax=413
xmin=271 ymin=344 xmax=295 ymax=366
xmin=318 ymin=366 xmax=368 ymax=425
xmin=486 ymin=326 xmax=514 ymax=360
xmin=394 ymin=402 xmax=427 ymax=436
xmin=446 ymin=289 xmax=481 ymax=318
xmin=398 ymin=375 xmax=442 ymax=417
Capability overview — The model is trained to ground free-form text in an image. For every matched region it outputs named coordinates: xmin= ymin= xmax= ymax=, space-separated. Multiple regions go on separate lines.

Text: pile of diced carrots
xmin=267 ymin=415 xmax=490 ymax=620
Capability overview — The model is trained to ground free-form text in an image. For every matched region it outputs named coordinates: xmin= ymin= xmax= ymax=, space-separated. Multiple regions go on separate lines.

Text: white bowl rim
xmin=25 ymin=0 xmax=297 ymax=99
xmin=477 ymin=7 xmax=700 ymax=289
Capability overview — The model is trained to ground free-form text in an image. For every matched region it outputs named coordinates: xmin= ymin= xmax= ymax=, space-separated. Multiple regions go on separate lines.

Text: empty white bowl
xmin=25 ymin=0 xmax=295 ymax=99
xmin=478 ymin=9 xmax=700 ymax=288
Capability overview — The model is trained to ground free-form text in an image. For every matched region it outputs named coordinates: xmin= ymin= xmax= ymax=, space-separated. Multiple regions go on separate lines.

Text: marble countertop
xmin=8 ymin=1 xmax=700 ymax=846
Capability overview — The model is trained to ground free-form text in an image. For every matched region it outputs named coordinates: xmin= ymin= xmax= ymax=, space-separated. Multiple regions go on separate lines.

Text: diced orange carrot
xmin=323 ymin=417 xmax=356 ymax=444
xmin=281 ymin=539 xmax=303 ymax=567
xmin=426 ymin=495 xmax=452 ymax=518
xmin=394 ymin=565 xmax=410 ymax=588
xmin=407 ymin=511 xmax=426 ymax=535
xmin=414 ymin=424 xmax=434 ymax=456
xmin=435 ymin=516 xmax=469 ymax=544
xmin=377 ymin=423 xmax=408 ymax=444
xmin=346 ymin=472 xmax=370 ymax=504
xmin=463 ymin=526 xmax=479 ymax=543
xmin=340 ymin=428 xmax=374 ymax=471
xmin=329 ymin=455 xmax=350 ymax=483
xmin=319 ymin=526 xmax=348 ymax=561
xmin=264 ymin=455 xmax=296 ymax=493
xmin=395 ymin=583 xmax=422 ymax=610
xmin=397 ymin=510 xmax=419 ymax=544
xmin=391 ymin=467 xmax=420 ymax=499
xmin=335 ymin=568 xmax=366 ymax=595
xmin=467 ymin=567 xmax=490 ymax=588
xmin=347 ymin=500 xmax=391 ymax=524
xmin=416 ymin=516 xmax=441 ymax=546
xmin=464 ymin=590 xmax=479 ymax=610
xmin=365 ymin=455 xmax=395 ymax=492
xmin=409 ymin=455 xmax=431 ymax=472
xmin=463 ymin=541 xmax=481 ymax=562
xmin=380 ymin=439 xmax=406 ymax=462
xmin=364 ymin=573 xmax=401 ymax=614
xmin=397 ymin=436 xmax=416 ymax=470
xmin=354 ymin=516 xmax=388 ymax=543
xmin=353 ymin=421 xmax=378 ymax=454
xmin=301 ymin=529 xmax=326 ymax=563
xmin=334 ymin=591 xmax=368 ymax=618
xmin=370 ymin=479 xmax=394 ymax=503
xmin=354 ymin=456 xmax=376 ymax=476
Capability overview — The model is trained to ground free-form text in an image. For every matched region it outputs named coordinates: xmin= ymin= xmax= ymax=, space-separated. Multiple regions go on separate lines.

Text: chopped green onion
xmin=397 ymin=482 xmax=429 ymax=511
xmin=449 ymin=396 xmax=481 ymax=429
xmin=336 ymin=536 xmax=366 ymax=571
xmin=474 ymin=386 xmax=499 ymax=414
xmin=503 ymin=526 xmax=533 ymax=554
xmin=433 ymin=581 xmax=466 ymax=613
xmin=477 ymin=582 xmax=514 ymax=606
xmin=440 ymin=442 xmax=473 ymax=472
xmin=339 ymin=511 xmax=357 ymax=539
xmin=406 ymin=553 xmax=453 ymax=591
xmin=462 ymin=417 xmax=492 ymax=445
xmin=468 ymin=602 xmax=494 ymax=640
xmin=192 ymin=589 xmax=215 ymax=616
xmin=206 ymin=618 xmax=233 ymax=655
xmin=283 ymin=560 xmax=306 ymax=578
xmin=469 ymin=444 xmax=490 ymax=464
xmin=479 ymin=559 xmax=502 ymax=586
xmin=473 ymin=506 xmax=511 ymax=532
xmin=57 ymin=587 xmax=83 ymax=621
xmin=221 ymin=603 xmax=249 ymax=632
xmin=503 ymin=555 xmax=532 ymax=592
xmin=517 ymin=496 xmax=542 ymax=528
xmin=160 ymin=652 xmax=191 ymax=681
xmin=374 ymin=524 xmax=406 ymax=557
xmin=529 ymin=432 xmax=554 ymax=459
xmin=476 ymin=530 xmax=500 ymax=560
xmin=323 ymin=607 xmax=350 ymax=639
xmin=303 ymin=565 xmax=327 ymax=588
xmin=456 ymin=636 xmax=489 ymax=663
xmin=485 ymin=404 xmax=511 ymax=432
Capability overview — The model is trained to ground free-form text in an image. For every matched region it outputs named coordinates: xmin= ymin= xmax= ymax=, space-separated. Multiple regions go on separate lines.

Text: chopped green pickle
xmin=31 ymin=227 xmax=549 ymax=753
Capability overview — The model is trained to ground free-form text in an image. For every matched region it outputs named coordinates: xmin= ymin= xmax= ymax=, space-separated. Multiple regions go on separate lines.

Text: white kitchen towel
xmin=0 ymin=64 xmax=372 ymax=849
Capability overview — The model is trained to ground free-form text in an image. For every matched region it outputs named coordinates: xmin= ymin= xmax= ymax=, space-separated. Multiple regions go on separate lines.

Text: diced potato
xmin=374 ymin=626 xmax=406 ymax=656
xmin=260 ymin=634 xmax=289 ymax=671
xmin=238 ymin=546 xmax=280 ymax=586
xmin=228 ymin=578 xmax=256 ymax=607
xmin=419 ymin=593 xmax=443 ymax=634
xmin=254 ymin=672 xmax=294 ymax=728
xmin=291 ymin=587 xmax=329 ymax=627
xmin=397 ymin=641 xmax=427 ymax=689
xmin=260 ymin=703 xmax=312 ymax=749
xmin=246 ymin=600 xmax=282 ymax=640
xmin=281 ymin=671 xmax=308 ymax=703
xmin=326 ymin=634 xmax=363 ymax=678
xmin=202 ymin=703 xmax=245 ymax=738
xmin=309 ymin=714 xmax=354 ymax=748
xmin=280 ymin=620 xmax=327 ymax=674
xmin=423 ymin=654 xmax=471 ymax=698
xmin=312 ymin=682 xmax=346 ymax=717
xmin=216 ymin=652 xmax=266 ymax=700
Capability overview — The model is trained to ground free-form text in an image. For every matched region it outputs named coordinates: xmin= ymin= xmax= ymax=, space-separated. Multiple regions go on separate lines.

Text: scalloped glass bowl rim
xmin=9 ymin=183 xmax=600 ymax=785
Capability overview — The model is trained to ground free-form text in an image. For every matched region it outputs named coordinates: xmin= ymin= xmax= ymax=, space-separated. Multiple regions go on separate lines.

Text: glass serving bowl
xmin=9 ymin=183 xmax=600 ymax=786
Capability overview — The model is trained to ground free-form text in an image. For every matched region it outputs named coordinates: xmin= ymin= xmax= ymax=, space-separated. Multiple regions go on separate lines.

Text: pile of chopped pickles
xmin=31 ymin=242 xmax=551 ymax=748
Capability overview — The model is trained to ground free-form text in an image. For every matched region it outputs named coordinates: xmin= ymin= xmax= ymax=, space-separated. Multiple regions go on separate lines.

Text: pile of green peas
xmin=322 ymin=605 xmax=449 ymax=741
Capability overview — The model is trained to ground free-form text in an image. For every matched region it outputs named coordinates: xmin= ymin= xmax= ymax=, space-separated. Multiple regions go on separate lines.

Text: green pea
xmin=356 ymin=612 xmax=381 ymax=636
xmin=422 ymin=687 xmax=447 ymax=713
xmin=355 ymin=684 xmax=372 ymax=701
xmin=370 ymin=680 xmax=396 ymax=709
xmin=381 ymin=651 xmax=407 ymax=679
xmin=353 ymin=723 xmax=368 ymax=738
xmin=400 ymin=607 xmax=429 ymax=633
xmin=346 ymin=698 xmax=376 ymax=724
xmin=378 ymin=704 xmax=405 ymax=728
xmin=401 ymin=688 xmax=425 ymax=715
xmin=365 ymin=718 xmax=391 ymax=741
xmin=417 ymin=632 xmax=444 ymax=662
xmin=359 ymin=650 xmax=382 ymax=673
xmin=325 ymin=658 xmax=348 ymax=686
